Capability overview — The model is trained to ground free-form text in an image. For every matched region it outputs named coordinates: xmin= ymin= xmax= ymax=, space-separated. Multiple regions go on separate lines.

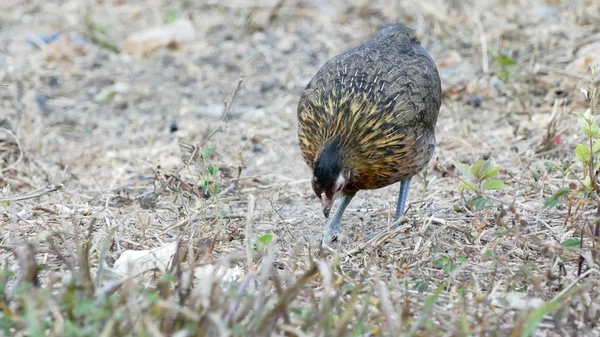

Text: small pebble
xmin=91 ymin=51 xmax=110 ymax=68
xmin=170 ymin=120 xmax=178 ymax=133
xmin=260 ymin=81 xmax=277 ymax=93
xmin=116 ymin=101 xmax=128 ymax=110
xmin=139 ymin=193 xmax=157 ymax=209
xmin=47 ymin=76 xmax=59 ymax=86
xmin=465 ymin=94 xmax=482 ymax=107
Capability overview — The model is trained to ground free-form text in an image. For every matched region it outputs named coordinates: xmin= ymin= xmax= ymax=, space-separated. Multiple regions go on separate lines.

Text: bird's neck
xmin=314 ymin=139 xmax=346 ymax=187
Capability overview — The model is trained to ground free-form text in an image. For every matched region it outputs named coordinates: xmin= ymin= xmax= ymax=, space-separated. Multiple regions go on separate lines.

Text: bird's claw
xmin=321 ymin=230 xmax=340 ymax=246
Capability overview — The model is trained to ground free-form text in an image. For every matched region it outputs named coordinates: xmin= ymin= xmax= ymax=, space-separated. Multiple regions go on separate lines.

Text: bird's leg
xmin=322 ymin=193 xmax=354 ymax=245
xmin=365 ymin=178 xmax=412 ymax=239
xmin=394 ymin=178 xmax=412 ymax=221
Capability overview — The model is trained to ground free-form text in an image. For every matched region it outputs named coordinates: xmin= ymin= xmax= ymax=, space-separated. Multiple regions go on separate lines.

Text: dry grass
xmin=1 ymin=0 xmax=600 ymax=336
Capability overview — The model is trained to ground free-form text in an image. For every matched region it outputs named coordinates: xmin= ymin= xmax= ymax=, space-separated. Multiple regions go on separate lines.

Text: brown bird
xmin=297 ymin=23 xmax=442 ymax=245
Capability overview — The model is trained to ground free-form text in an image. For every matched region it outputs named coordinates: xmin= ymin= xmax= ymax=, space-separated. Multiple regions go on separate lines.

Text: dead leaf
xmin=112 ymin=241 xmax=178 ymax=276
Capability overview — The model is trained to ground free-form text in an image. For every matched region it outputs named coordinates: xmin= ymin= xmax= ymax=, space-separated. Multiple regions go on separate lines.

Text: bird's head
xmin=311 ymin=140 xmax=350 ymax=218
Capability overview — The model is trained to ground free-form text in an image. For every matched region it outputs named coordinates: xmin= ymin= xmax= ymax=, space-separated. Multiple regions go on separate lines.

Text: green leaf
xmin=494 ymin=54 xmax=516 ymax=66
xmin=584 ymin=122 xmax=599 ymax=137
xmin=422 ymin=167 xmax=430 ymax=188
xmin=161 ymin=273 xmax=178 ymax=283
xmin=485 ymin=250 xmax=496 ymax=260
xmin=459 ymin=181 xmax=478 ymax=191
xmin=471 ymin=159 xmax=485 ymax=180
xmin=584 ymin=176 xmax=593 ymax=190
xmin=232 ymin=324 xmax=245 ymax=334
xmin=89 ymin=25 xmax=121 ymax=53
xmin=521 ymin=288 xmax=576 ymax=337
xmin=583 ymin=109 xmax=595 ymax=122
xmin=452 ymin=160 xmax=476 ymax=180
xmin=560 ymin=238 xmax=580 ymax=248
xmin=577 ymin=110 xmax=600 ymax=136
xmin=202 ymin=145 xmax=216 ymax=159
xmin=258 ymin=233 xmax=273 ymax=246
xmin=544 ymin=199 xmax=559 ymax=209
xmin=421 ymin=286 xmax=443 ymax=316
xmin=471 ymin=195 xmax=488 ymax=211
xmin=145 ymin=292 xmax=160 ymax=303
xmin=483 ymin=179 xmax=506 ymax=190
xmin=209 ymin=183 xmax=220 ymax=195
xmin=434 ymin=257 xmax=449 ymax=269
xmin=207 ymin=165 xmax=220 ymax=176
xmin=532 ymin=170 xmax=541 ymax=182
xmin=415 ymin=279 xmax=429 ymax=293
xmin=578 ymin=115 xmax=588 ymax=131
xmin=162 ymin=8 xmax=178 ymax=24
xmin=564 ymin=163 xmax=578 ymax=175
xmin=553 ymin=188 xmax=572 ymax=199
xmin=253 ymin=233 xmax=274 ymax=252
xmin=93 ymin=85 xmax=118 ymax=104
xmin=592 ymin=140 xmax=600 ymax=153
xmin=544 ymin=188 xmax=571 ymax=208
xmin=482 ymin=166 xmax=499 ymax=180
xmin=200 ymin=180 xmax=209 ymax=193
xmin=575 ymin=144 xmax=590 ymax=163
xmin=545 ymin=161 xmax=568 ymax=175
xmin=443 ymin=262 xmax=456 ymax=274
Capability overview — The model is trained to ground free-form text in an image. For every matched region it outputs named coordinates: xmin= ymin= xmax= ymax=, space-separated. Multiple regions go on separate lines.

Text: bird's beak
xmin=320 ymin=193 xmax=333 ymax=218
xmin=323 ymin=205 xmax=332 ymax=218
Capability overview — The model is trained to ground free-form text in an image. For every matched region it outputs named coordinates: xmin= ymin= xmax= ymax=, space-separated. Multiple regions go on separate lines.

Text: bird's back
xmin=298 ymin=24 xmax=442 ymax=191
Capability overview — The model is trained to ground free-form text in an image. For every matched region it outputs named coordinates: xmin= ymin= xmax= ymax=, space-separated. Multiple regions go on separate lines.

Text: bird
xmin=297 ymin=23 xmax=442 ymax=245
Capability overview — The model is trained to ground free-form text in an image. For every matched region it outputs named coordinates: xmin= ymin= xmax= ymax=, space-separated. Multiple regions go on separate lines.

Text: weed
xmin=544 ymin=65 xmax=600 ymax=274
xmin=453 ymin=157 xmax=507 ymax=211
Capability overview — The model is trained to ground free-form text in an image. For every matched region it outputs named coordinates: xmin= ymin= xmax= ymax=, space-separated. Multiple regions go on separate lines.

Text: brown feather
xmin=298 ymin=23 xmax=442 ymax=193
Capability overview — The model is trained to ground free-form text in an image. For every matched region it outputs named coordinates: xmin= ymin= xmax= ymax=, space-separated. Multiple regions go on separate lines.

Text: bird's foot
xmin=321 ymin=228 xmax=341 ymax=246
xmin=320 ymin=208 xmax=344 ymax=246
xmin=365 ymin=215 xmax=409 ymax=240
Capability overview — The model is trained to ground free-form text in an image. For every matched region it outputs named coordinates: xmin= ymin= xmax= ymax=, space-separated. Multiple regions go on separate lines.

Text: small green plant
xmin=544 ymin=64 xmax=600 ymax=276
xmin=453 ymin=158 xmax=507 ymax=211
xmin=199 ymin=144 xmax=221 ymax=198
xmin=545 ymin=66 xmax=599 ymax=209
xmin=162 ymin=8 xmax=178 ymax=24
xmin=434 ymin=254 xmax=467 ymax=275
xmin=252 ymin=233 xmax=273 ymax=252
xmin=493 ymin=53 xmax=517 ymax=83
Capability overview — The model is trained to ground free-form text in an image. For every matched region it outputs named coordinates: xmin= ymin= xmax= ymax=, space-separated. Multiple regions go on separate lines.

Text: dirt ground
xmin=1 ymin=0 xmax=600 ymax=335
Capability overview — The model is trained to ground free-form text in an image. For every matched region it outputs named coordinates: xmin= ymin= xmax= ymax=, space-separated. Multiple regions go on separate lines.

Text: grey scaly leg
xmin=322 ymin=194 xmax=354 ymax=245
xmin=394 ymin=178 xmax=412 ymax=221
xmin=365 ymin=179 xmax=413 ymax=240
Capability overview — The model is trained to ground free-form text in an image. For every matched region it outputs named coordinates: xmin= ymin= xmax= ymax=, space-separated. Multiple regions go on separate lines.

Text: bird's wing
xmin=297 ymin=25 xmax=442 ymax=173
